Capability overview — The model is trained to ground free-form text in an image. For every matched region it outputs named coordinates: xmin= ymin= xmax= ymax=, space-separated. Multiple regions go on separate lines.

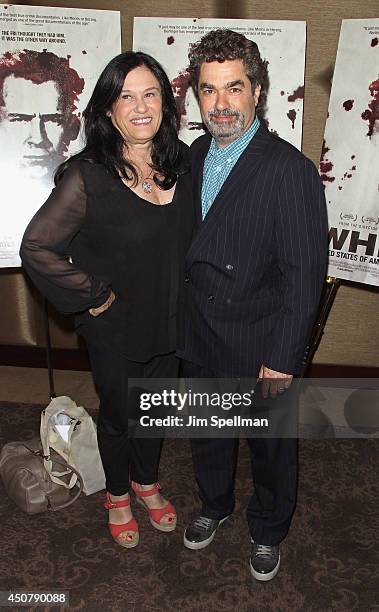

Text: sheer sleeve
xmin=20 ymin=162 xmax=111 ymax=314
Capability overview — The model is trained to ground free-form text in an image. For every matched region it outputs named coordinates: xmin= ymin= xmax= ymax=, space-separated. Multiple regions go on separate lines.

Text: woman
xmin=20 ymin=52 xmax=194 ymax=548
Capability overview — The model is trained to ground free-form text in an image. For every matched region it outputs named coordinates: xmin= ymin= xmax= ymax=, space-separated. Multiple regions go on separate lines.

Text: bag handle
xmin=43 ymin=396 xmax=83 ymax=420
xmin=40 ymin=409 xmax=78 ymax=489
xmin=22 ymin=444 xmax=83 ymax=511
xmin=43 ymin=455 xmax=78 ymax=489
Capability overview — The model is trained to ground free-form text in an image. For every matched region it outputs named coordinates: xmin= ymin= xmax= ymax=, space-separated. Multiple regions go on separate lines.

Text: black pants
xmin=85 ymin=340 xmax=179 ymax=496
xmin=182 ymin=360 xmax=298 ymax=546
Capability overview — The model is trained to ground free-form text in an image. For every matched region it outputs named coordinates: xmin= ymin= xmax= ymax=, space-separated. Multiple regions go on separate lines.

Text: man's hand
xmin=258 ymin=365 xmax=293 ymax=399
xmin=89 ymin=290 xmax=115 ymax=317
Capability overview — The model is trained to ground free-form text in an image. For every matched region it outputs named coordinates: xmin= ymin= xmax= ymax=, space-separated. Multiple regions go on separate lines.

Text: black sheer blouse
xmin=20 ymin=148 xmax=194 ymax=362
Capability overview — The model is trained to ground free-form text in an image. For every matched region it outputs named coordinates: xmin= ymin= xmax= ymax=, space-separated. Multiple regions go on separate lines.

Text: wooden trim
xmin=307 ymin=364 xmax=379 ymax=378
xmin=0 ymin=346 xmax=378 ymax=377
xmin=0 ymin=346 xmax=91 ymax=371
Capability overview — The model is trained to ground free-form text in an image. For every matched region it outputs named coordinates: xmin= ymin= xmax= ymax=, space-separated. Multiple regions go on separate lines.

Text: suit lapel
xmin=187 ymin=123 xmax=274 ymax=263
xmin=191 ymin=135 xmax=211 ymax=227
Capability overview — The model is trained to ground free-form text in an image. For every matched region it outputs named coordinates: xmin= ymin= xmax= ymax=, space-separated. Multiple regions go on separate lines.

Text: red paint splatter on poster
xmin=361 ymin=78 xmax=379 ymax=137
xmin=171 ymin=70 xmax=190 ymax=129
xmin=343 ymin=99 xmax=354 ymax=111
xmin=320 ymin=161 xmax=333 ymax=173
xmin=287 ymin=86 xmax=304 ymax=102
xmin=341 ymin=163 xmax=357 ymax=182
xmin=371 ymin=38 xmax=378 ymax=47
xmin=319 ymin=140 xmax=335 ymax=183
xmin=287 ymin=109 xmax=296 ymax=129
xmin=167 ymin=36 xmax=175 ymax=45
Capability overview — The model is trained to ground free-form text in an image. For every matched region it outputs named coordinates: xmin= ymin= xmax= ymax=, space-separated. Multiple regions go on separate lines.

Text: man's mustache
xmin=208 ymin=109 xmax=240 ymax=118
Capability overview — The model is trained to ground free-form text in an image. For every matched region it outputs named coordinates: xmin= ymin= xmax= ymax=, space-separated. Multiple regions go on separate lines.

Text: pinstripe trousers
xmin=182 ymin=359 xmax=298 ymax=546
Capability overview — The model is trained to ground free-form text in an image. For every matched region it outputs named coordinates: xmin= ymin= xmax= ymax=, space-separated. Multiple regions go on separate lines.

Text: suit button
xmin=184 ymin=276 xmax=190 ymax=283
xmin=208 ymin=294 xmax=215 ymax=301
xmin=226 ymin=264 xmax=234 ymax=270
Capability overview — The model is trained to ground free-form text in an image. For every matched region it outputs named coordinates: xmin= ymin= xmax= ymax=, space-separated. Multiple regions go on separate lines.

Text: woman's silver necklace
xmin=141 ymin=170 xmax=154 ymax=194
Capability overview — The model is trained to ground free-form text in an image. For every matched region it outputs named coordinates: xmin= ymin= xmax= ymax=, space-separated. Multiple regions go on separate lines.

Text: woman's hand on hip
xmin=89 ymin=290 xmax=115 ymax=317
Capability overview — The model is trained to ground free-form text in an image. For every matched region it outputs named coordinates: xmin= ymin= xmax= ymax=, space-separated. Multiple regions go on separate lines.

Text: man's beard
xmin=202 ymin=108 xmax=245 ymax=141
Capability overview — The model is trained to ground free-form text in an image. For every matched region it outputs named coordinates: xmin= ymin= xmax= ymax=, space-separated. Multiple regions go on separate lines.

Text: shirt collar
xmin=208 ymin=115 xmax=260 ymax=160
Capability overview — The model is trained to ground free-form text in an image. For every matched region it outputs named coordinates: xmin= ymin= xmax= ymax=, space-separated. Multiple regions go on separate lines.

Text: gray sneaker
xmin=183 ymin=515 xmax=230 ymax=550
xmin=249 ymin=540 xmax=280 ymax=581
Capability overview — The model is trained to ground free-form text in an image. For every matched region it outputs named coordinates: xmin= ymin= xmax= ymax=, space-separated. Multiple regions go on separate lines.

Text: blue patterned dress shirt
xmin=201 ymin=116 xmax=260 ymax=220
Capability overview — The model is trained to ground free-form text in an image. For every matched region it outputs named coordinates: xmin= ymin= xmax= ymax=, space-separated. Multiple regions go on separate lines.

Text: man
xmin=0 ymin=49 xmax=84 ymax=184
xmin=177 ymin=29 xmax=328 ymax=581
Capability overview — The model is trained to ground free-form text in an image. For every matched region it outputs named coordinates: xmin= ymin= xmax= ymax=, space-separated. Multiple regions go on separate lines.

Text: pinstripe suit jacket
xmin=177 ymin=122 xmax=328 ymax=378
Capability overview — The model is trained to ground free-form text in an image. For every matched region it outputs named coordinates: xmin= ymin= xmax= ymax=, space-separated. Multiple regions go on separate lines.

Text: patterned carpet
xmin=0 ymin=401 xmax=377 ymax=612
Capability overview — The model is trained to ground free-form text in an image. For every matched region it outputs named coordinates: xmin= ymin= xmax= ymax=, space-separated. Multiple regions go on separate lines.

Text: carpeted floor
xmin=0 ymin=401 xmax=377 ymax=612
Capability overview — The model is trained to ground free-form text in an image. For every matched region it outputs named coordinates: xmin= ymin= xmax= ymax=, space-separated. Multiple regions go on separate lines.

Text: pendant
xmin=142 ymin=179 xmax=153 ymax=194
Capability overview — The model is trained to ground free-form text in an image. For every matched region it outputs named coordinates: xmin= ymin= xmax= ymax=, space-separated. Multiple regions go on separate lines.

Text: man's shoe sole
xmin=183 ymin=516 xmax=230 ymax=550
xmin=249 ymin=554 xmax=280 ymax=581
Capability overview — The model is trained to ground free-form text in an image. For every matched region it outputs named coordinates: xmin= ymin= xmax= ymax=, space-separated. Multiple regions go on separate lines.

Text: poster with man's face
xmin=321 ymin=19 xmax=379 ymax=286
xmin=2 ymin=76 xmax=67 ymax=180
xmin=133 ymin=18 xmax=307 ymax=149
xmin=0 ymin=4 xmax=121 ymax=268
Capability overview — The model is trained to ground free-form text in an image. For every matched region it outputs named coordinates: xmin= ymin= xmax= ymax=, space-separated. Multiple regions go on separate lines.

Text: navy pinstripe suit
xmin=178 ymin=121 xmax=328 ymax=544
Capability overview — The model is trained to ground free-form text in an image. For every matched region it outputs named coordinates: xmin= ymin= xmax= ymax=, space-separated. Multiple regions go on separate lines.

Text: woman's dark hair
xmin=188 ymin=29 xmax=268 ymax=116
xmin=56 ymin=51 xmax=185 ymax=189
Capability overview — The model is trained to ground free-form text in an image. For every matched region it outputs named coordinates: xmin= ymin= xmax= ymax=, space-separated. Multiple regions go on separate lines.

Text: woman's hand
xmin=89 ymin=290 xmax=115 ymax=317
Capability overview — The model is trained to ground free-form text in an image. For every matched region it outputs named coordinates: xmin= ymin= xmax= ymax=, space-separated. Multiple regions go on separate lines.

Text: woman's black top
xmin=20 ymin=144 xmax=194 ymax=362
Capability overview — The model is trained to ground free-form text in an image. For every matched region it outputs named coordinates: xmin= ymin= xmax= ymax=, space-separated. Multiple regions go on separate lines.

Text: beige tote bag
xmin=40 ymin=396 xmax=105 ymax=495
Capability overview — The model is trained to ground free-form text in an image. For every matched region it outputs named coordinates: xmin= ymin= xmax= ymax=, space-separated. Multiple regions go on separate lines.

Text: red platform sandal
xmin=104 ymin=492 xmax=139 ymax=548
xmin=131 ymin=482 xmax=177 ymax=532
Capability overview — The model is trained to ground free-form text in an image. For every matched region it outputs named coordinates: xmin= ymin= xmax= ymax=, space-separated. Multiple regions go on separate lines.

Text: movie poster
xmin=321 ymin=19 xmax=379 ymax=286
xmin=133 ymin=18 xmax=306 ymax=149
xmin=0 ymin=4 xmax=121 ymax=267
